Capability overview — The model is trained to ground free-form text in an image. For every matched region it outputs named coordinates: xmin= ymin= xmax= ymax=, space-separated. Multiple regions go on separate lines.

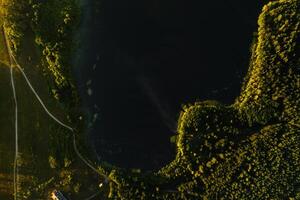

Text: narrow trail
xmin=2 ymin=24 xmax=111 ymax=199
xmin=8 ymin=34 xmax=109 ymax=181
xmin=2 ymin=24 xmax=19 ymax=200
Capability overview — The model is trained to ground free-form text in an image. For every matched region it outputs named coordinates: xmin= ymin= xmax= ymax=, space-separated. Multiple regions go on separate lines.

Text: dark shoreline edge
xmin=71 ymin=0 xmax=101 ymax=163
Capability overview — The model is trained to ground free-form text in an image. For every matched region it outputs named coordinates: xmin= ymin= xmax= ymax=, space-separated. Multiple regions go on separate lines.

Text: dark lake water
xmin=73 ymin=0 xmax=268 ymax=170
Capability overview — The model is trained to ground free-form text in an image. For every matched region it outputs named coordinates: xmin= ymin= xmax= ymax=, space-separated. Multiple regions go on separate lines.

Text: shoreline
xmin=71 ymin=0 xmax=101 ymax=163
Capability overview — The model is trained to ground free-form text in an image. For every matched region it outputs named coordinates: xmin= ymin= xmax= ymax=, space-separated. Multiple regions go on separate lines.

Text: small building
xmin=51 ymin=190 xmax=68 ymax=200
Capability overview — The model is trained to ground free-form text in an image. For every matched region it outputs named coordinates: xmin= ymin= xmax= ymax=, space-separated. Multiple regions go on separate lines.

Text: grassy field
xmin=0 ymin=0 xmax=104 ymax=198
xmin=0 ymin=15 xmax=100 ymax=200
xmin=0 ymin=63 xmax=14 ymax=199
xmin=0 ymin=9 xmax=15 ymax=196
xmin=0 ymin=35 xmax=8 ymax=65
xmin=0 ymin=24 xmax=9 ymax=66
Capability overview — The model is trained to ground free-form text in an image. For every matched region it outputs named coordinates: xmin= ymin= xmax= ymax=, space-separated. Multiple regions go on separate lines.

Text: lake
xmin=73 ymin=0 xmax=268 ymax=170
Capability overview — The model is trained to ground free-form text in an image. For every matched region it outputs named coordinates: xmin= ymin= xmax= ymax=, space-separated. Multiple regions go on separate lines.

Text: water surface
xmin=73 ymin=0 xmax=268 ymax=170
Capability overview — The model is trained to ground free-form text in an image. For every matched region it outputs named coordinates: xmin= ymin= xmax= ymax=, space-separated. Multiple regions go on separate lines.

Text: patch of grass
xmin=0 ymin=8 xmax=97 ymax=200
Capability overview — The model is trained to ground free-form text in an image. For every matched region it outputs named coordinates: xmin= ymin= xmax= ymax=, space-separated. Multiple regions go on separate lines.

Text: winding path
xmin=2 ymin=24 xmax=110 ymax=199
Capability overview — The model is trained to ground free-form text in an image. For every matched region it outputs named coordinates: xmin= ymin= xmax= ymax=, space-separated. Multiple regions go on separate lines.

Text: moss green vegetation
xmin=0 ymin=10 xmax=8 ymax=66
xmin=99 ymin=0 xmax=300 ymax=199
xmin=3 ymin=0 xmax=79 ymax=101
xmin=1 ymin=1 xmax=99 ymax=199
xmin=0 ymin=31 xmax=9 ymax=66
xmin=0 ymin=33 xmax=98 ymax=199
